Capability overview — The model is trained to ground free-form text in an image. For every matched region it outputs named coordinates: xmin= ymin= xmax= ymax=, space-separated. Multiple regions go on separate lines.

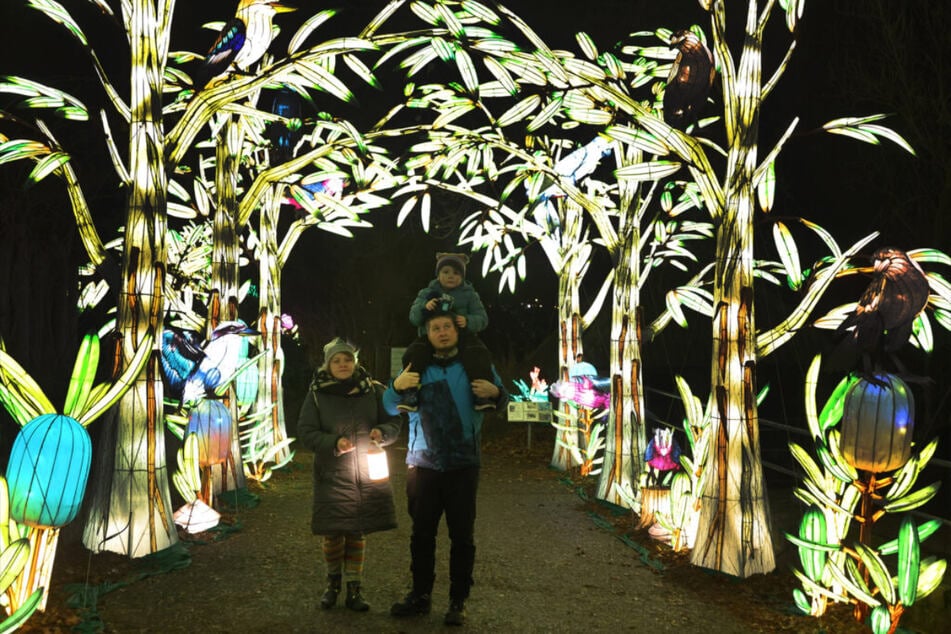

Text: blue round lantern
xmin=186 ymin=400 xmax=233 ymax=467
xmin=840 ymin=373 xmax=915 ymax=473
xmin=5 ymin=413 xmax=93 ymax=528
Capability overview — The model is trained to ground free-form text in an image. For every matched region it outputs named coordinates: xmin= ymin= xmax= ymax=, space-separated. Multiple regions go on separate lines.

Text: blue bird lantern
xmin=186 ymin=400 xmax=233 ymax=467
xmin=6 ymin=413 xmax=93 ymax=528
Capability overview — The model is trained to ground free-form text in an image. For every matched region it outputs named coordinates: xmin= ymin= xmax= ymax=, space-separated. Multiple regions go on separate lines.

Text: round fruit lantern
xmin=840 ymin=373 xmax=914 ymax=473
xmin=186 ymin=399 xmax=233 ymax=467
xmin=5 ymin=413 xmax=93 ymax=528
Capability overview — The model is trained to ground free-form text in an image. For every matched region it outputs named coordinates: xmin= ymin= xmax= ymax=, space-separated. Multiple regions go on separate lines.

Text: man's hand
xmin=336 ymin=437 xmax=354 ymax=454
xmin=394 ymin=363 xmax=420 ymax=392
xmin=471 ymin=379 xmax=499 ymax=400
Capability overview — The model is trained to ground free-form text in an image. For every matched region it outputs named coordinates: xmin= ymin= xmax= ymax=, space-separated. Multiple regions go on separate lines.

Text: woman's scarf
xmin=311 ymin=365 xmax=375 ymax=397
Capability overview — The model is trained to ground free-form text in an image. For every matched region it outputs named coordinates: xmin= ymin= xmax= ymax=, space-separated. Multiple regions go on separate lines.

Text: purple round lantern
xmin=186 ymin=400 xmax=233 ymax=467
xmin=5 ymin=413 xmax=92 ymax=528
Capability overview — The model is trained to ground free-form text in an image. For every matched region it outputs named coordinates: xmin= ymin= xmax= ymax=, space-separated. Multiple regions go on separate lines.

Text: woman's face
xmin=329 ymin=353 xmax=356 ymax=380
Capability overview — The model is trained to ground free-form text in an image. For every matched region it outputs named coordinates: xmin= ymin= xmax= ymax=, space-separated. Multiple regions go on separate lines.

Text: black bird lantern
xmin=836 ymin=247 xmax=930 ymax=364
xmin=663 ymin=30 xmax=715 ymax=131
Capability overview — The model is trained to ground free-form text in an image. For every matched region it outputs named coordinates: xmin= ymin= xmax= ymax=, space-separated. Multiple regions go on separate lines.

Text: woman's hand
xmin=369 ymin=428 xmax=383 ymax=443
xmin=336 ymin=437 xmax=354 ymax=454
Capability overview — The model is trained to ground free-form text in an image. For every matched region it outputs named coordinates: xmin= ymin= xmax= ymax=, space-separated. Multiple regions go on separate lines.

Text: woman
xmin=297 ymin=337 xmax=401 ymax=612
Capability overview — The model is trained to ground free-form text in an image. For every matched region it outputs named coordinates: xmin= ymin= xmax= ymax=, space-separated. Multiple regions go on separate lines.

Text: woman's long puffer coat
xmin=297 ymin=383 xmax=401 ymax=535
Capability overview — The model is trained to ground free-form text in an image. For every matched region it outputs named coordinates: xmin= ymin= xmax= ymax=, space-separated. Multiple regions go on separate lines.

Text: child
xmin=399 ymin=252 xmax=495 ymax=412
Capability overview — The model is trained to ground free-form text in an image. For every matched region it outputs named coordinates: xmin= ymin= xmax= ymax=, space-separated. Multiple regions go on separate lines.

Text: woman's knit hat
xmin=323 ymin=337 xmax=356 ymax=365
xmin=435 ymin=252 xmax=469 ymax=277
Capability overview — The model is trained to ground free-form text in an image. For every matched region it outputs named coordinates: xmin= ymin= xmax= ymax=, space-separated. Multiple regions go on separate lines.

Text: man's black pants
xmin=406 ymin=465 xmax=479 ymax=601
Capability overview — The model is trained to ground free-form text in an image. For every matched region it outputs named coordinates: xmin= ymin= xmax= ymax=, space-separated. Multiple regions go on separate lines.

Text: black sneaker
xmin=473 ymin=396 xmax=495 ymax=411
xmin=444 ymin=599 xmax=466 ymax=626
xmin=397 ymin=389 xmax=419 ymax=413
xmin=390 ymin=591 xmax=431 ymax=617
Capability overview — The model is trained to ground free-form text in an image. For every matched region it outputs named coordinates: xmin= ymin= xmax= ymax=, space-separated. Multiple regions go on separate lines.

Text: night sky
xmin=0 ymin=1 xmax=949 ymax=444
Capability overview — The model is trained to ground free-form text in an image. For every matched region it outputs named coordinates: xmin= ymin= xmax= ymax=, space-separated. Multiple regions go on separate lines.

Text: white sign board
xmin=507 ymin=401 xmax=552 ymax=423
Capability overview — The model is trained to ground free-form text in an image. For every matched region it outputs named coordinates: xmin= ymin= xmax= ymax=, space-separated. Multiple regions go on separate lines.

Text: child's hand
xmin=455 ymin=315 xmax=467 ymax=328
xmin=425 ymin=298 xmax=438 ymax=311
xmin=394 ymin=363 xmax=420 ymax=391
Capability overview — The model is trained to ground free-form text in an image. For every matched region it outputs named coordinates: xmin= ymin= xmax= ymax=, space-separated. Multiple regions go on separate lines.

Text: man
xmin=384 ymin=308 xmax=508 ymax=626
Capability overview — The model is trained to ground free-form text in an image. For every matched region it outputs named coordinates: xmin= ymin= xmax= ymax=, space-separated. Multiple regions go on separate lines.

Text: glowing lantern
xmin=840 ymin=374 xmax=914 ymax=473
xmin=366 ymin=442 xmax=389 ymax=481
xmin=235 ymin=337 xmax=259 ymax=407
xmin=6 ymin=413 xmax=92 ymax=528
xmin=186 ymin=400 xmax=233 ymax=467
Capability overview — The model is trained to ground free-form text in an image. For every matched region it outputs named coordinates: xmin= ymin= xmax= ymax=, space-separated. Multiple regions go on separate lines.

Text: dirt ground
xmin=16 ymin=418 xmax=947 ymax=633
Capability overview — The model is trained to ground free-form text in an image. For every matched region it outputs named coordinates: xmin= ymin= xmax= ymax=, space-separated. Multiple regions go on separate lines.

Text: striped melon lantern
xmin=840 ymin=373 xmax=914 ymax=473
xmin=186 ymin=400 xmax=233 ymax=467
xmin=5 ymin=413 xmax=93 ymax=528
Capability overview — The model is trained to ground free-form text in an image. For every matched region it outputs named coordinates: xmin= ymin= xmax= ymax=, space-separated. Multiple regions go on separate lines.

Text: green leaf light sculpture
xmin=0 ymin=329 xmax=152 ymax=611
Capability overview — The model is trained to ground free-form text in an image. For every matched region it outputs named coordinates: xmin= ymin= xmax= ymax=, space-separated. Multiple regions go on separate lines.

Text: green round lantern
xmin=840 ymin=373 xmax=914 ymax=473
xmin=235 ymin=337 xmax=259 ymax=407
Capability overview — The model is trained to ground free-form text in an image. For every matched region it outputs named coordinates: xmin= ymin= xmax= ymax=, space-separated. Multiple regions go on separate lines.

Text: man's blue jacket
xmin=384 ymin=356 xmax=508 ymax=471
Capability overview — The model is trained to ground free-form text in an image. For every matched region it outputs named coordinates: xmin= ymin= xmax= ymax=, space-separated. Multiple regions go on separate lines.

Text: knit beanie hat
xmin=323 ymin=337 xmax=356 ymax=365
xmin=435 ymin=252 xmax=469 ymax=277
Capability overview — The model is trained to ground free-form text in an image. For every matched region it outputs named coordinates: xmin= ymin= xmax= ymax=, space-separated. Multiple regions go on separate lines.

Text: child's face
xmin=437 ymin=265 xmax=462 ymax=290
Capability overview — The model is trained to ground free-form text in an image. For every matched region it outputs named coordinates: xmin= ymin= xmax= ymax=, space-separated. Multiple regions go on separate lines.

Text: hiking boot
xmin=444 ymin=598 xmax=467 ymax=626
xmin=320 ymin=574 xmax=341 ymax=609
xmin=397 ymin=388 xmax=419 ymax=413
xmin=390 ymin=591 xmax=431 ymax=617
xmin=474 ymin=396 xmax=495 ymax=411
xmin=345 ymin=581 xmax=370 ymax=612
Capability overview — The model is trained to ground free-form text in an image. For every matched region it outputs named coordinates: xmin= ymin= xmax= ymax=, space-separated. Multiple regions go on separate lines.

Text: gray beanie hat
xmin=323 ymin=337 xmax=356 ymax=365
xmin=435 ymin=252 xmax=469 ymax=277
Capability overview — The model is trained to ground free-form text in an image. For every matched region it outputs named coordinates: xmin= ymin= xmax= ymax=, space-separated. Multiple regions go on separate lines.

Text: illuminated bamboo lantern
xmin=5 ymin=413 xmax=92 ymax=528
xmin=186 ymin=400 xmax=233 ymax=467
xmin=366 ymin=442 xmax=389 ymax=481
xmin=235 ymin=338 xmax=259 ymax=407
xmin=840 ymin=374 xmax=914 ymax=473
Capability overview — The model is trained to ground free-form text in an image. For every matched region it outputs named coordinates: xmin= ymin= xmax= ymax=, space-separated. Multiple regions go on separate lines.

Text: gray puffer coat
xmin=297 ymin=381 xmax=401 ymax=535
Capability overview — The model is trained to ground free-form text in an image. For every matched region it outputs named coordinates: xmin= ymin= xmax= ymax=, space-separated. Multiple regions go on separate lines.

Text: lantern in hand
xmin=186 ymin=400 xmax=233 ymax=467
xmin=840 ymin=374 xmax=914 ymax=473
xmin=6 ymin=414 xmax=92 ymax=528
xmin=366 ymin=441 xmax=388 ymax=481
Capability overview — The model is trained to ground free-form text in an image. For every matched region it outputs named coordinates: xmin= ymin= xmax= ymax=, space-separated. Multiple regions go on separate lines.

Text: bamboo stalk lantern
xmin=5 ymin=413 xmax=93 ymax=528
xmin=840 ymin=374 xmax=914 ymax=473
xmin=186 ymin=400 xmax=233 ymax=467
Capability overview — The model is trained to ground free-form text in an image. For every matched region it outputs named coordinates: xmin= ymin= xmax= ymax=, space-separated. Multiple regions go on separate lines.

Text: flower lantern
xmin=366 ymin=442 xmax=389 ymax=481
xmin=6 ymin=413 xmax=92 ymax=528
xmin=186 ymin=400 xmax=233 ymax=467
xmin=840 ymin=374 xmax=914 ymax=473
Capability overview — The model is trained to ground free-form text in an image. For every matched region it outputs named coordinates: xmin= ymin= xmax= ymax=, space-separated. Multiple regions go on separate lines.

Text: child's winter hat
xmin=435 ymin=252 xmax=469 ymax=277
xmin=323 ymin=337 xmax=357 ymax=364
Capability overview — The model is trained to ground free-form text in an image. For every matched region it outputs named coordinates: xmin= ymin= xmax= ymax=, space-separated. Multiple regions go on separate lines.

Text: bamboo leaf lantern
xmin=186 ymin=399 xmax=233 ymax=467
xmin=840 ymin=374 xmax=914 ymax=474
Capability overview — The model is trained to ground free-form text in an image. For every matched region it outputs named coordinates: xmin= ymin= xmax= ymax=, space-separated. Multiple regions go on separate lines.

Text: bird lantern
xmin=186 ymin=400 xmax=233 ymax=467
xmin=366 ymin=442 xmax=389 ymax=481
xmin=840 ymin=374 xmax=914 ymax=473
xmin=5 ymin=413 xmax=92 ymax=528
